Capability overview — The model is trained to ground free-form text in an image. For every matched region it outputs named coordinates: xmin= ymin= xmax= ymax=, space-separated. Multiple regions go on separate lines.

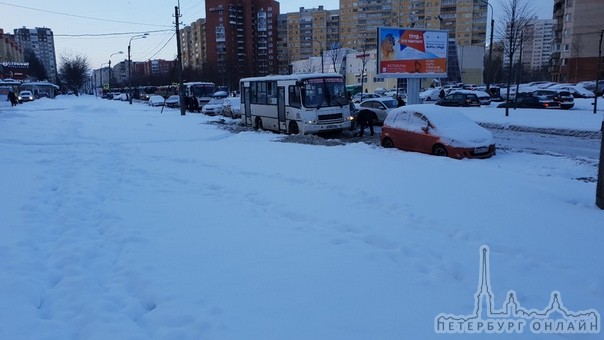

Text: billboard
xmin=377 ymin=27 xmax=448 ymax=78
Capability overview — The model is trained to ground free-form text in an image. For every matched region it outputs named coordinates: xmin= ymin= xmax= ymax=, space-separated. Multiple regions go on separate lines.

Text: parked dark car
xmin=532 ymin=89 xmax=574 ymax=109
xmin=496 ymin=93 xmax=560 ymax=109
xmin=435 ymin=91 xmax=480 ymax=107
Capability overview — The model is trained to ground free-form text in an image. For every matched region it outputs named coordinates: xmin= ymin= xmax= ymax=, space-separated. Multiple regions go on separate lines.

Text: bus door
xmin=244 ymin=86 xmax=252 ymax=125
xmin=278 ymin=86 xmax=286 ymax=131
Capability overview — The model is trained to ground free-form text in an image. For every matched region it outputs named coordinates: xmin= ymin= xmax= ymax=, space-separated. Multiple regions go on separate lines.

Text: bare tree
xmin=58 ymin=53 xmax=90 ymax=95
xmin=326 ymin=44 xmax=343 ymax=74
xmin=357 ymin=40 xmax=370 ymax=97
xmin=497 ymin=0 xmax=536 ymax=116
xmin=571 ymin=35 xmax=583 ymax=83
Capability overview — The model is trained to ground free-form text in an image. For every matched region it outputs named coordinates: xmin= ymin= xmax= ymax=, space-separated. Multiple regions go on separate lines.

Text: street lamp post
xmin=478 ymin=0 xmax=494 ymax=93
xmin=310 ymin=38 xmax=324 ymax=73
xmin=100 ymin=63 xmax=108 ymax=97
xmin=108 ymin=51 xmax=124 ymax=95
xmin=128 ymin=33 xmax=149 ymax=104
xmin=595 ymin=29 xmax=604 ymax=209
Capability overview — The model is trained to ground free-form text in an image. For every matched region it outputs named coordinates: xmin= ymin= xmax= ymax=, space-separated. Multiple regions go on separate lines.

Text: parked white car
xmin=222 ymin=97 xmax=241 ymax=118
xmin=148 ymin=95 xmax=165 ymax=107
xmin=357 ymin=97 xmax=399 ymax=124
xmin=165 ymin=95 xmax=180 ymax=108
xmin=419 ymin=88 xmax=442 ymax=102
xmin=201 ymin=98 xmax=225 ymax=116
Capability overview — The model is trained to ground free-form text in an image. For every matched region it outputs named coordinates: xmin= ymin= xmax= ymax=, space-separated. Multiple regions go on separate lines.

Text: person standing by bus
xmin=356 ymin=108 xmax=376 ymax=137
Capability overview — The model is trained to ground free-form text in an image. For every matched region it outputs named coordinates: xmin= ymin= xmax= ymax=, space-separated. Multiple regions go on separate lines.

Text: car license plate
xmin=474 ymin=147 xmax=488 ymax=154
xmin=325 ymin=125 xmax=337 ymax=129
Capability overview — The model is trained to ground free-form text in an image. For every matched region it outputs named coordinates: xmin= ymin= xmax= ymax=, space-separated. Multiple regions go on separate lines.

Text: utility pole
xmin=595 ymin=30 xmax=604 ymax=209
xmin=594 ymin=30 xmax=603 ymax=114
xmin=175 ymin=5 xmax=186 ymax=116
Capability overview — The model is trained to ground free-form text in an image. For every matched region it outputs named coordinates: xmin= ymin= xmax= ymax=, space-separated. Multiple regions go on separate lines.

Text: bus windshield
xmin=302 ymin=77 xmax=348 ymax=108
xmin=190 ymin=84 xmax=215 ymax=98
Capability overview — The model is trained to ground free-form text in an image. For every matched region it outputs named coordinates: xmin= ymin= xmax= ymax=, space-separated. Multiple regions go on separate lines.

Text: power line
xmin=55 ymin=29 xmax=173 ymax=38
xmin=0 ymin=1 xmax=172 ymax=28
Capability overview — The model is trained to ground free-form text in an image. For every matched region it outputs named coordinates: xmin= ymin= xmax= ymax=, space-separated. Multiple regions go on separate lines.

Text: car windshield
xmin=208 ymin=98 xmax=224 ymax=105
xmin=190 ymin=84 xmax=215 ymax=98
xmin=382 ymin=99 xmax=398 ymax=108
xmin=302 ymin=77 xmax=348 ymax=108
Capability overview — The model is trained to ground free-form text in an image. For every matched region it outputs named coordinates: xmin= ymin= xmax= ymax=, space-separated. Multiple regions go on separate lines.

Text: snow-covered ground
xmin=1 ymin=95 xmax=603 ymax=339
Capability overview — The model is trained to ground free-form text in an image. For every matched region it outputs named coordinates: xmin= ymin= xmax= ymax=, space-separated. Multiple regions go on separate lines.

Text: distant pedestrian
xmin=356 ymin=108 xmax=376 ymax=137
xmin=439 ymin=88 xmax=446 ymax=99
xmin=397 ymin=96 xmax=406 ymax=107
xmin=7 ymin=91 xmax=18 ymax=106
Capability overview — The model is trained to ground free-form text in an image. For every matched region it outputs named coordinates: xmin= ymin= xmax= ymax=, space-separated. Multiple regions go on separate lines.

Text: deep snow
xmin=0 ymin=95 xmax=603 ymax=339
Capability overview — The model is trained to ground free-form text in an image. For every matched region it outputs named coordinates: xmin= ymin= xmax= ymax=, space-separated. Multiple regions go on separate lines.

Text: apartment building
xmin=181 ymin=19 xmax=207 ymax=71
xmin=503 ymin=18 xmax=555 ymax=74
xmin=204 ymin=0 xmax=280 ymax=89
xmin=283 ymin=6 xmax=340 ymax=65
xmin=551 ymin=0 xmax=604 ymax=82
xmin=339 ymin=0 xmax=488 ymax=51
xmin=13 ymin=27 xmax=57 ymax=83
xmin=0 ymin=29 xmax=24 ymax=63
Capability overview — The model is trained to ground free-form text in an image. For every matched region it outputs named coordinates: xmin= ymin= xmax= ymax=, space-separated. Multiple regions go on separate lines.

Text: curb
xmin=478 ymin=122 xmax=602 ymax=139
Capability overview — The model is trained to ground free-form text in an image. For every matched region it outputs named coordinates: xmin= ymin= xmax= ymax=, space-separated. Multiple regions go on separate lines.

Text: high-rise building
xmin=551 ymin=0 xmax=604 ymax=83
xmin=339 ymin=0 xmax=488 ymax=51
xmin=339 ymin=0 xmax=398 ymax=52
xmin=525 ymin=19 xmax=555 ymax=72
xmin=503 ymin=18 xmax=555 ymax=72
xmin=0 ymin=29 xmax=24 ymax=64
xmin=181 ymin=19 xmax=207 ymax=71
xmin=13 ymin=27 xmax=57 ymax=83
xmin=283 ymin=6 xmax=340 ymax=66
xmin=204 ymin=0 xmax=280 ymax=89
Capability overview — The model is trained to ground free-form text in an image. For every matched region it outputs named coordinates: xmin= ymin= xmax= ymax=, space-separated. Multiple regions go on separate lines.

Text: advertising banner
xmin=377 ymin=27 xmax=448 ymax=78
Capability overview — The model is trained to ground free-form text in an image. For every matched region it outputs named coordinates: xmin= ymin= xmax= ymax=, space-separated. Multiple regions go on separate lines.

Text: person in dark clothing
xmin=189 ymin=96 xmax=200 ymax=112
xmin=439 ymin=88 xmax=446 ymax=99
xmin=397 ymin=96 xmax=406 ymax=107
xmin=7 ymin=91 xmax=18 ymax=106
xmin=356 ymin=108 xmax=376 ymax=137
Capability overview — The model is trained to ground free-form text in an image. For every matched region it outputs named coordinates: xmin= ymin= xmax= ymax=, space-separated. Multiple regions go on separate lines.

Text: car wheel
xmin=288 ymin=121 xmax=299 ymax=134
xmin=432 ymin=144 xmax=448 ymax=157
xmin=381 ymin=137 xmax=394 ymax=148
xmin=255 ymin=117 xmax=263 ymax=130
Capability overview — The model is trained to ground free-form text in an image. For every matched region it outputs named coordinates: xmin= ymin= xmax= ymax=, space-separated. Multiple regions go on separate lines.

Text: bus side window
xmin=267 ymin=81 xmax=278 ymax=105
xmin=289 ymin=85 xmax=300 ymax=108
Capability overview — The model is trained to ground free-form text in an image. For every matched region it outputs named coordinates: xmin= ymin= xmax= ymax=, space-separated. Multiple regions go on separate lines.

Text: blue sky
xmin=1 ymin=0 xmax=553 ymax=72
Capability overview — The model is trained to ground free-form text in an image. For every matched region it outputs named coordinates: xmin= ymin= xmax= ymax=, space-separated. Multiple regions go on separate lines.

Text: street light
xmin=108 ymin=51 xmax=124 ymax=94
xmin=310 ymin=38 xmax=324 ymax=73
xmin=595 ymin=29 xmax=604 ymax=209
xmin=478 ymin=0 xmax=494 ymax=94
xmin=128 ymin=33 xmax=149 ymax=104
xmin=100 ymin=63 xmax=109 ymax=97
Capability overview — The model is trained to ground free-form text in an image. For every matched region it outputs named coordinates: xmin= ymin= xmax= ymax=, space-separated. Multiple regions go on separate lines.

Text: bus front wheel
xmin=288 ymin=121 xmax=299 ymax=134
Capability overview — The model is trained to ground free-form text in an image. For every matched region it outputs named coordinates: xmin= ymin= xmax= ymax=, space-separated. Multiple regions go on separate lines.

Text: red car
xmin=380 ymin=105 xmax=496 ymax=159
